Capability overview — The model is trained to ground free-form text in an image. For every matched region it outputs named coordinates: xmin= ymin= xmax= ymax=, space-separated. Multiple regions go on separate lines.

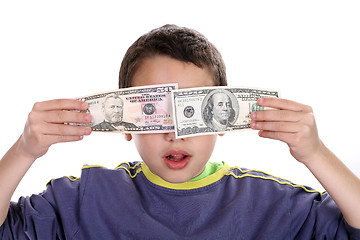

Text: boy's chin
xmin=160 ymin=174 xmax=192 ymax=184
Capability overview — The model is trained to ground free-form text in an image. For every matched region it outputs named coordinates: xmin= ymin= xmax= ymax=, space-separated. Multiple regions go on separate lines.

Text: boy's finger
xmin=258 ymin=130 xmax=294 ymax=143
xmin=251 ymin=121 xmax=301 ymax=133
xmin=32 ymin=99 xmax=88 ymax=111
xmin=251 ymin=110 xmax=306 ymax=122
xmin=47 ymin=135 xmax=85 ymax=144
xmin=258 ymin=98 xmax=313 ymax=113
xmin=41 ymin=111 xmax=92 ymax=124
xmin=44 ymin=124 xmax=92 ymax=136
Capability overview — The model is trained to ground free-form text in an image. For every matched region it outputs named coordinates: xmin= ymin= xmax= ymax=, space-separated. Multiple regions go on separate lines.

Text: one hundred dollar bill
xmin=171 ymin=87 xmax=280 ymax=138
xmin=77 ymin=83 xmax=177 ymax=133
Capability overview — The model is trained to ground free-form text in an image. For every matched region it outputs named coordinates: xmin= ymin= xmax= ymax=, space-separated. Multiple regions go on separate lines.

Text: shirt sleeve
xmin=345 ymin=221 xmax=360 ymax=240
xmin=0 ymin=175 xmax=84 ymax=239
xmin=290 ymin=188 xmax=360 ymax=239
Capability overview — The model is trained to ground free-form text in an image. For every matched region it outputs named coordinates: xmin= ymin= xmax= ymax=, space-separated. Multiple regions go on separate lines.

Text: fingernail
xmin=251 ymin=121 xmax=256 ymax=128
xmin=258 ymin=98 xmax=264 ymax=105
xmin=84 ymin=114 xmax=91 ymax=122
xmin=84 ymin=128 xmax=92 ymax=135
xmin=251 ymin=112 xmax=256 ymax=119
xmin=81 ymin=102 xmax=88 ymax=109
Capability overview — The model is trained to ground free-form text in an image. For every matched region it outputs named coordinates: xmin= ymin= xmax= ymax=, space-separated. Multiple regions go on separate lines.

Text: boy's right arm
xmin=0 ymin=99 xmax=92 ymax=225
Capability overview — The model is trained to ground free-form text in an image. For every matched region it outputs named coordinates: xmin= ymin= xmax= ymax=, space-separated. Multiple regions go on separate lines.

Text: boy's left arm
xmin=250 ymin=97 xmax=360 ymax=229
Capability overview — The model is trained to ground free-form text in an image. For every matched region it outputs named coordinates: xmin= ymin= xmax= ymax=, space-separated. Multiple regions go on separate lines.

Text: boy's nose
xmin=165 ymin=132 xmax=184 ymax=142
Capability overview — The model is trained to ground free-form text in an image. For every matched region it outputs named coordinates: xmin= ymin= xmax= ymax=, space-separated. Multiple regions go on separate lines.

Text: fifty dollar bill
xmin=171 ymin=86 xmax=280 ymax=138
xmin=77 ymin=83 xmax=177 ymax=133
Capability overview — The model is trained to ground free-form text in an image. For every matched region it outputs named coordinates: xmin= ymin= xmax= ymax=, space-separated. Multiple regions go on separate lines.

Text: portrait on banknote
xmin=92 ymin=93 xmax=137 ymax=131
xmin=201 ymin=89 xmax=239 ymax=132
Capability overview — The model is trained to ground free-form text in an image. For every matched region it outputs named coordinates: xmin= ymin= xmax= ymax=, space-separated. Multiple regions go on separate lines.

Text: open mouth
xmin=163 ymin=150 xmax=191 ymax=169
xmin=166 ymin=153 xmax=188 ymax=162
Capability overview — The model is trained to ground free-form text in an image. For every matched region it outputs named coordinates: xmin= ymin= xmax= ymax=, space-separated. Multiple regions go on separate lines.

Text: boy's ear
xmin=124 ymin=134 xmax=133 ymax=141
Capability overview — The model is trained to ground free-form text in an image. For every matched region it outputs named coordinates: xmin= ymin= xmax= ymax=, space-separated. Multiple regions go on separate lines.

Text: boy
xmin=0 ymin=24 xmax=359 ymax=239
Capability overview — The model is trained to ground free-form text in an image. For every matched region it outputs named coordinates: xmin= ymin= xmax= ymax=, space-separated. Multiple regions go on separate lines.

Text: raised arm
xmin=0 ymin=99 xmax=92 ymax=225
xmin=250 ymin=97 xmax=360 ymax=229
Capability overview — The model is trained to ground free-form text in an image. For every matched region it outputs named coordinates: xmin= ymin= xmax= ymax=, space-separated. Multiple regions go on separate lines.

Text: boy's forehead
xmin=131 ymin=56 xmax=215 ymax=89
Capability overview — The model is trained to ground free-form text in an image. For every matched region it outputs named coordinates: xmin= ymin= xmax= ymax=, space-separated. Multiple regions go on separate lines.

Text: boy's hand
xmin=250 ymin=98 xmax=323 ymax=165
xmin=18 ymin=99 xmax=92 ymax=160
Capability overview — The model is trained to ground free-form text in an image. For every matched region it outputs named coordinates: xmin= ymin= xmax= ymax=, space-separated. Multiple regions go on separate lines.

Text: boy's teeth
xmin=167 ymin=154 xmax=186 ymax=161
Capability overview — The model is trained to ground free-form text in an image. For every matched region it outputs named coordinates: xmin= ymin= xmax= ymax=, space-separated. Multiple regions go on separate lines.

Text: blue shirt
xmin=1 ymin=161 xmax=360 ymax=239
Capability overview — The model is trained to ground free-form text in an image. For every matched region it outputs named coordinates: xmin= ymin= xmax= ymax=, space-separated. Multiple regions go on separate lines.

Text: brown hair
xmin=119 ymin=24 xmax=227 ymax=88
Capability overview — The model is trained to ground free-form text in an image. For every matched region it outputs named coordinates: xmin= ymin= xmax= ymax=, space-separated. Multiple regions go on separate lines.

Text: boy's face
xmin=128 ymin=55 xmax=218 ymax=183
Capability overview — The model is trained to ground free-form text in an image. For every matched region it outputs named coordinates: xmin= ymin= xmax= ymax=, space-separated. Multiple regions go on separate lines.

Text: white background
xmin=0 ymin=1 xmax=359 ymax=201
